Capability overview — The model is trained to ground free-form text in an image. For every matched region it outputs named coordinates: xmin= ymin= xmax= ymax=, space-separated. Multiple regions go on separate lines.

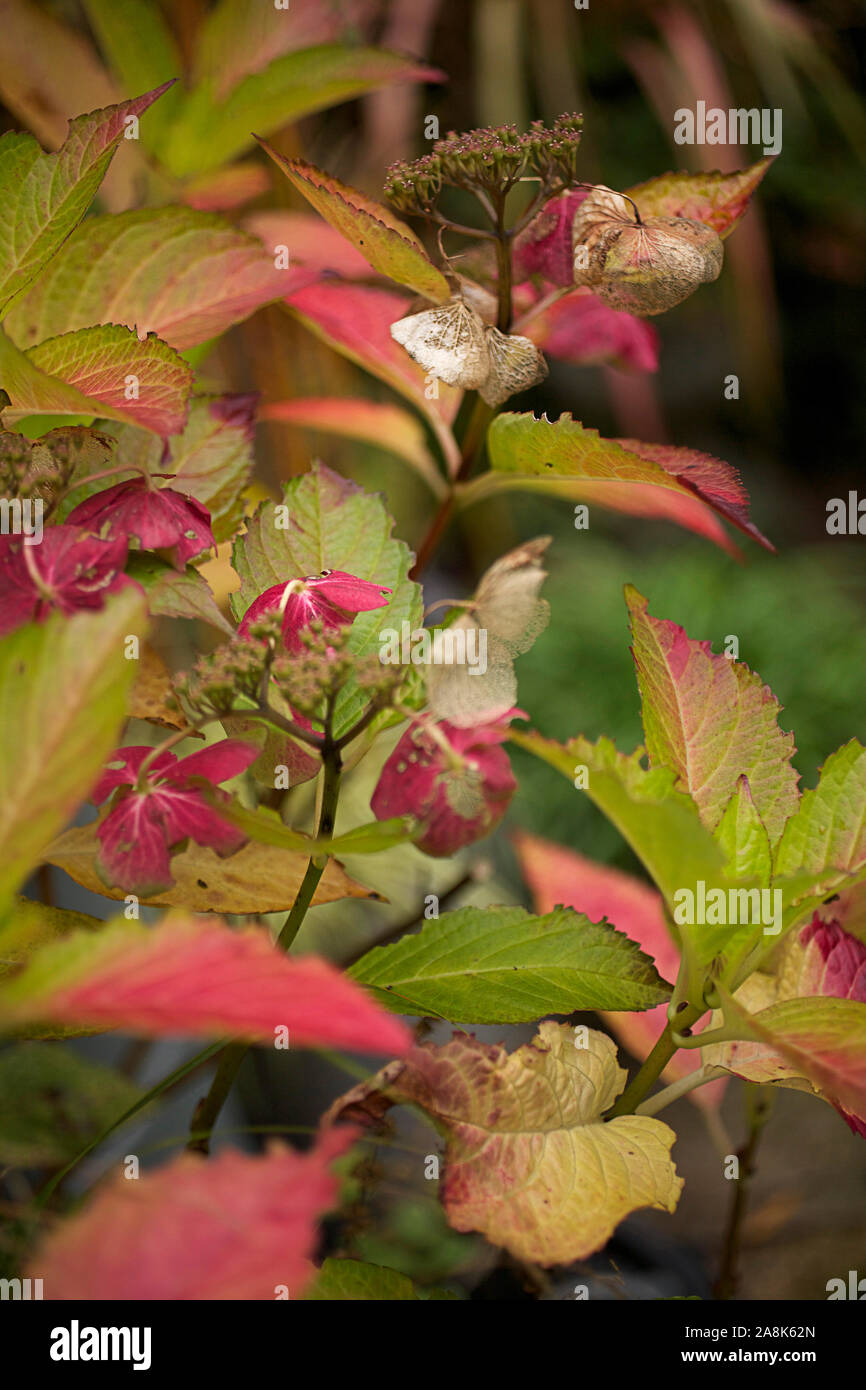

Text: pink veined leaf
xmin=0 ymin=323 xmax=193 ymax=437
xmin=0 ymin=82 xmax=175 ymax=314
xmin=525 ymin=288 xmax=660 ymax=372
xmin=4 ymin=207 xmax=293 ymax=354
xmin=627 ymin=587 xmax=799 ymax=845
xmin=238 ymin=568 xmax=393 ymax=653
xmin=27 ymin=1128 xmax=356 ymax=1300
xmin=67 ymin=478 xmax=215 ymax=569
xmin=512 ymin=829 xmax=725 ymax=1107
xmin=3 ymin=913 xmax=412 ymax=1056
xmin=0 ymin=526 xmax=134 ymax=637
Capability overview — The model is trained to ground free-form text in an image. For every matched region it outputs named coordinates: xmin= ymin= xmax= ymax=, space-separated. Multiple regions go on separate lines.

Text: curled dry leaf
xmin=572 ymin=186 xmax=723 ymax=317
xmin=325 ymin=1022 xmax=682 ymax=1265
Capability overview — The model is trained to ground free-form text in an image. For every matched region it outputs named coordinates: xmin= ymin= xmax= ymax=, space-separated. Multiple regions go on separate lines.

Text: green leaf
xmin=349 ymin=904 xmax=671 ymax=1022
xmin=625 ymin=158 xmax=774 ymax=240
xmin=627 ymin=587 xmax=799 ymax=844
xmin=163 ymin=45 xmax=443 ymax=177
xmin=511 ymin=730 xmax=726 ymax=910
xmin=303 ymin=1258 xmax=456 ymax=1301
xmin=715 ymin=777 xmax=772 ymax=888
xmin=0 ymin=897 xmax=105 ymax=979
xmin=0 ymin=589 xmax=146 ymax=915
xmin=80 ymin=1 xmax=183 ymax=153
xmin=774 ymin=740 xmax=866 ymax=896
xmin=216 ymin=801 xmax=416 ymax=857
xmin=0 ymin=323 xmax=193 ymax=437
xmin=5 ymin=207 xmax=288 ymax=353
xmin=0 ymin=1043 xmax=141 ymax=1167
xmin=258 ymin=149 xmax=450 ymax=303
xmin=0 ymin=84 xmax=172 ymax=316
xmin=231 ymin=462 xmax=422 ymax=736
xmin=481 ymin=413 xmax=771 ymax=554
xmin=126 ymin=554 xmax=234 ymax=634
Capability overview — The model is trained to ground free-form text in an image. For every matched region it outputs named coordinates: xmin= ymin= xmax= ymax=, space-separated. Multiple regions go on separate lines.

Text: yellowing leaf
xmin=43 ymin=821 xmax=374 ymax=914
xmin=258 ymin=148 xmax=450 ymax=303
xmin=341 ymin=1023 xmax=682 ymax=1264
xmin=625 ymin=158 xmax=774 ymax=240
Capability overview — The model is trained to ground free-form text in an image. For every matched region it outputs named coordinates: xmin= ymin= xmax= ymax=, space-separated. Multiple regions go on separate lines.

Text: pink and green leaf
xmin=257 ymin=148 xmax=450 ymax=303
xmin=627 ymin=588 xmax=799 ymax=844
xmin=625 ymin=158 xmax=774 ymax=240
xmin=0 ymin=84 xmax=173 ymax=316
xmin=27 ymin=1129 xmax=356 ymax=1299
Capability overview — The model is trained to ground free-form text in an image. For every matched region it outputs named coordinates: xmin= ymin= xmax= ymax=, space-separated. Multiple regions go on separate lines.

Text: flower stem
xmin=714 ymin=1087 xmax=774 ymax=1299
xmin=186 ymin=703 xmax=343 ymax=1154
xmin=606 ymin=1002 xmax=704 ymax=1117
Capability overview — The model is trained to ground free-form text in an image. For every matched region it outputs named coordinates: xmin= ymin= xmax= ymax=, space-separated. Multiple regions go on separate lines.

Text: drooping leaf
xmin=260 ymin=398 xmax=447 ymax=499
xmin=1 ymin=914 xmax=411 ymax=1055
xmin=163 ymin=45 xmax=444 ymax=177
xmin=625 ymin=158 xmax=774 ymax=240
xmin=231 ymin=462 xmax=422 ymax=736
xmin=481 ymin=413 xmax=772 ymax=554
xmin=42 ymin=821 xmax=375 ymax=916
xmin=5 ymin=208 xmax=289 ymax=352
xmin=513 ymin=830 xmax=725 ymax=1108
xmin=126 ymin=553 xmax=234 ymax=635
xmin=0 ymin=590 xmax=145 ymax=916
xmin=258 ymin=148 xmax=450 ymax=303
xmin=511 ymin=730 xmax=726 ymax=909
xmin=0 ymin=1042 xmax=141 ymax=1167
xmin=0 ymin=323 xmax=192 ymax=437
xmin=349 ymin=903 xmax=671 ymax=1022
xmin=0 ymin=83 xmax=172 ymax=316
xmin=334 ymin=1023 xmax=682 ymax=1265
xmin=284 ymin=282 xmax=461 ymax=472
xmin=27 ymin=1129 xmax=356 ymax=1300
xmin=627 ymin=587 xmax=799 ymax=844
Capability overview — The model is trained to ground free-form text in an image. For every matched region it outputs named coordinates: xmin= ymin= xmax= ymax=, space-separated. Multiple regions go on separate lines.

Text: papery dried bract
xmin=390 ymin=298 xmax=490 ymax=389
xmin=479 ymin=328 xmax=548 ymax=408
xmin=572 ymin=186 xmax=723 ymax=317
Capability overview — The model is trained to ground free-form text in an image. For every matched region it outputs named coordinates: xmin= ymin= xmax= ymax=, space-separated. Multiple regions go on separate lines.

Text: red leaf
xmin=68 ymin=479 xmax=214 ymax=568
xmin=526 ymin=288 xmax=660 ymax=372
xmin=5 ymin=915 xmax=412 ymax=1055
xmin=28 ymin=1129 xmax=355 ymax=1300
